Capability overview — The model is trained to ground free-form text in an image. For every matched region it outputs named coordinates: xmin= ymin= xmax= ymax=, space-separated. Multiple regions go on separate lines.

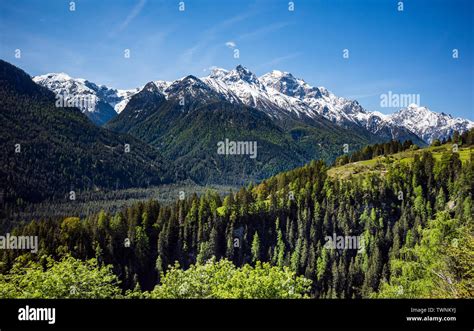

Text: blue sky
xmin=0 ymin=0 xmax=472 ymax=119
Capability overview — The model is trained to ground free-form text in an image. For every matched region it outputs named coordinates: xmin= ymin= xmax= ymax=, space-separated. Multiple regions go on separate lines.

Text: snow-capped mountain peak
xmin=218 ymin=65 xmax=265 ymax=89
xmin=259 ymin=69 xmax=366 ymax=122
xmin=151 ymin=80 xmax=170 ymax=90
xmin=208 ymin=67 xmax=229 ymax=79
xmin=258 ymin=70 xmax=430 ymax=142
xmin=167 ymin=75 xmax=214 ymax=94
xmin=33 ymin=72 xmax=94 ymax=97
xmin=201 ymin=65 xmax=314 ymax=117
xmin=260 ymin=70 xmax=318 ymax=99
xmin=163 ymin=75 xmax=225 ymax=106
xmin=33 ymin=72 xmax=141 ymax=124
xmin=143 ymin=81 xmax=162 ymax=93
xmin=113 ymin=87 xmax=142 ymax=114
xmin=35 ymin=72 xmax=73 ymax=81
xmin=234 ymin=65 xmax=260 ymax=84
xmin=34 ymin=66 xmax=473 ymax=144
xmin=388 ymin=104 xmax=474 ymax=142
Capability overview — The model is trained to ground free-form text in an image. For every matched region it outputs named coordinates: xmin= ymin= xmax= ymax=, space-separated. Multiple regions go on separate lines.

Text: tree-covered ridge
xmin=0 ymin=60 xmax=179 ymax=205
xmin=0 ymin=136 xmax=472 ymax=298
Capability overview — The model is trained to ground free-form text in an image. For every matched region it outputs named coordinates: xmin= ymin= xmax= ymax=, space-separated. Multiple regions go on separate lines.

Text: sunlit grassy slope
xmin=328 ymin=144 xmax=473 ymax=179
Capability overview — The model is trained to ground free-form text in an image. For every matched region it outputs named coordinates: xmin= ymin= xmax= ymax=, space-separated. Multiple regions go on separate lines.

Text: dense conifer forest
xmin=1 ymin=130 xmax=472 ymax=298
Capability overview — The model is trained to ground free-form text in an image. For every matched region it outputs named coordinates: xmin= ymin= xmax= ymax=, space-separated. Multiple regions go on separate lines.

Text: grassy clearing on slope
xmin=328 ymin=144 xmax=473 ymax=179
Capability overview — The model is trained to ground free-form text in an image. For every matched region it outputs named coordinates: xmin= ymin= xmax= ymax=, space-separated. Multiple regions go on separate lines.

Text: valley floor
xmin=3 ymin=182 xmax=238 ymax=225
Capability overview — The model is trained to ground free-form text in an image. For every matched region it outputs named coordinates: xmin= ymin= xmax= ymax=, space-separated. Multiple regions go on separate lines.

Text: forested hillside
xmin=0 ymin=131 xmax=472 ymax=298
xmin=0 ymin=60 xmax=179 ymax=205
xmin=105 ymin=74 xmax=378 ymax=185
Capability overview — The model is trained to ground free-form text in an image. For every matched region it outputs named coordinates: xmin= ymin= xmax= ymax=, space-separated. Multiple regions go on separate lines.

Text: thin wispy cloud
xmin=343 ymin=79 xmax=404 ymax=100
xmin=112 ymin=0 xmax=147 ymax=35
xmin=225 ymin=41 xmax=237 ymax=49
xmin=216 ymin=12 xmax=256 ymax=32
xmin=345 ymin=92 xmax=382 ymax=100
xmin=178 ymin=11 xmax=255 ymax=67
xmin=238 ymin=22 xmax=291 ymax=41
xmin=256 ymin=52 xmax=302 ymax=70
xmin=202 ymin=65 xmax=223 ymax=73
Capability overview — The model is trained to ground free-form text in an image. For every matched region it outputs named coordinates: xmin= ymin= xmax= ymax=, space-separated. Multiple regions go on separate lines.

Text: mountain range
xmin=1 ymin=59 xmax=472 ymax=203
xmin=33 ymin=65 xmax=473 ymax=144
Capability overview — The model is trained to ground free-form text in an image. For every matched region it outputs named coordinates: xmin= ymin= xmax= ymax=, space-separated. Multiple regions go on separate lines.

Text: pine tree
xmin=251 ymin=232 xmax=261 ymax=263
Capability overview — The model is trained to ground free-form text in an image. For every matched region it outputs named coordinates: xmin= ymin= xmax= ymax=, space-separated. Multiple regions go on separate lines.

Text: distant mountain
xmin=258 ymin=70 xmax=424 ymax=144
xmin=0 ymin=60 xmax=178 ymax=203
xmin=106 ymin=81 xmax=168 ymax=133
xmin=33 ymin=73 xmax=141 ymax=125
xmin=106 ymin=73 xmax=374 ymax=184
xmin=387 ymin=104 xmax=474 ymax=143
xmin=202 ymin=65 xmax=314 ymax=119
xmin=34 ymin=65 xmax=472 ymax=144
xmin=110 ymin=87 xmax=142 ymax=114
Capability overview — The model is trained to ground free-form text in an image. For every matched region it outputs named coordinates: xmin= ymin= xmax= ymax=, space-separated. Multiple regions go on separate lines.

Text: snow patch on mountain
xmin=33 ymin=73 xmax=123 ymax=124
xmin=111 ymin=80 xmax=171 ymax=114
xmin=258 ymin=69 xmax=408 ymax=140
xmin=33 ymin=72 xmax=100 ymax=113
xmin=110 ymin=88 xmax=141 ymax=114
xmin=202 ymin=65 xmax=314 ymax=118
xmin=388 ymin=104 xmax=474 ymax=143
